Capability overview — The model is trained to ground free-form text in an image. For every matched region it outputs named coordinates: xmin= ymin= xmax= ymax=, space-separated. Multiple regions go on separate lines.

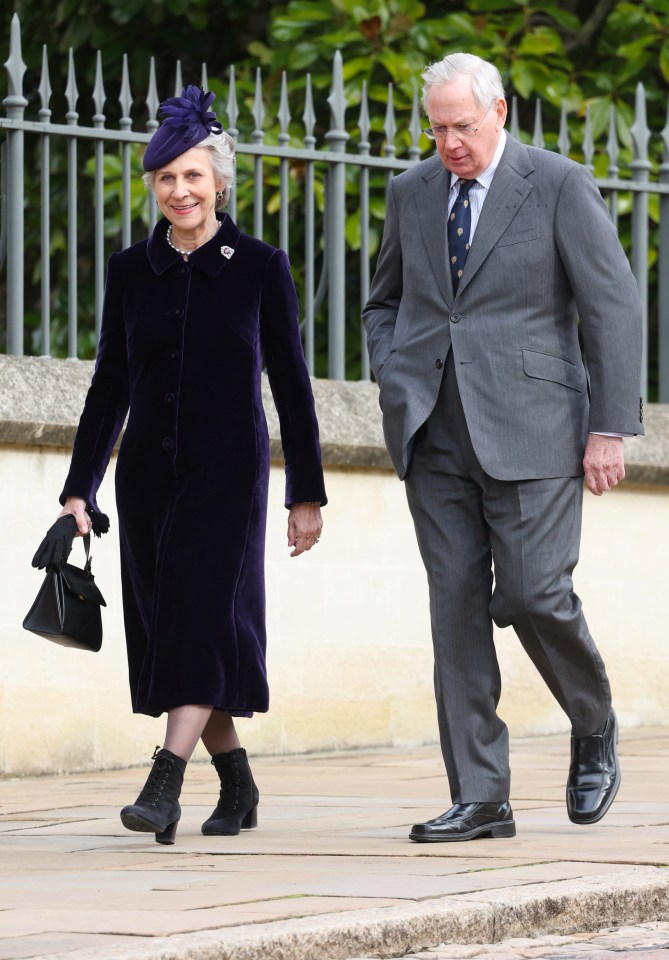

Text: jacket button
xmin=168 ymin=349 xmax=178 ymax=360
xmin=162 ymin=437 xmax=174 ymax=452
xmin=450 ymin=313 xmax=461 ymax=323
xmin=174 ymin=307 xmax=183 ymax=318
xmin=435 ymin=359 xmax=443 ymax=369
xmin=164 ymin=392 xmax=175 ymax=404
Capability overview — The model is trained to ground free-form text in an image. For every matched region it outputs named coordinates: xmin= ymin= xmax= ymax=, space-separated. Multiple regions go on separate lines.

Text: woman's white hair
xmin=421 ymin=53 xmax=505 ymax=112
xmin=142 ymin=130 xmax=236 ymax=209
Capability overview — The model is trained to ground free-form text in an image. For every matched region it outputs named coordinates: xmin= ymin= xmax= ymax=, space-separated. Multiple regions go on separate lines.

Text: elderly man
xmin=364 ymin=53 xmax=643 ymax=841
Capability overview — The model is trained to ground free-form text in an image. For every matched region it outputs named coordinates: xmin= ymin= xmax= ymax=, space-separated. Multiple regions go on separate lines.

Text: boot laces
xmin=215 ymin=757 xmax=241 ymax=813
xmin=136 ymin=756 xmax=173 ymax=807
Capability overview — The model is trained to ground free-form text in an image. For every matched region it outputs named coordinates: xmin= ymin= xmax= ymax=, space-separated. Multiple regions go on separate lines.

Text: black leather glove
xmin=32 ymin=515 xmax=78 ymax=569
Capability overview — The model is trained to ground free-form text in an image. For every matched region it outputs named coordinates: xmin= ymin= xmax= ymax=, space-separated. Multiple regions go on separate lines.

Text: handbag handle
xmin=82 ymin=532 xmax=92 ymax=575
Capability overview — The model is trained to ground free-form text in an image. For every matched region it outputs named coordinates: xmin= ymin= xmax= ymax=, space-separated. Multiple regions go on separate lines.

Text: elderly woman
xmin=41 ymin=87 xmax=326 ymax=844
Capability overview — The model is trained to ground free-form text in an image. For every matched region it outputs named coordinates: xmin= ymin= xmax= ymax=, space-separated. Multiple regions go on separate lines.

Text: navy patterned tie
xmin=448 ymin=178 xmax=475 ymax=295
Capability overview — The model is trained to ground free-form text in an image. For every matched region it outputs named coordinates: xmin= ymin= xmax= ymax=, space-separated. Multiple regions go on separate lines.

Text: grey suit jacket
xmin=363 ymin=135 xmax=644 ymax=481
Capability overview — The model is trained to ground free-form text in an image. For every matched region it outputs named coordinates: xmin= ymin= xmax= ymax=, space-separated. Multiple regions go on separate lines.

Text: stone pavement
xmin=0 ymin=728 xmax=668 ymax=960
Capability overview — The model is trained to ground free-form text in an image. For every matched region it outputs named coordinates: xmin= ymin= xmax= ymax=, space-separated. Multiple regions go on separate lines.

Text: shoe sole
xmin=567 ymin=715 xmax=620 ymax=825
xmin=120 ymin=812 xmax=164 ymax=833
xmin=409 ymin=820 xmax=516 ymax=842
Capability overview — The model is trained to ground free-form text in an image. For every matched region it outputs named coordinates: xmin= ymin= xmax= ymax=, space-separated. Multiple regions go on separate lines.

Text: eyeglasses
xmin=423 ymin=100 xmax=494 ymax=142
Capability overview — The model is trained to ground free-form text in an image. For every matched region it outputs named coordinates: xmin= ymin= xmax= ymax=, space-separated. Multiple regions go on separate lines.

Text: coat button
xmin=162 ymin=437 xmax=174 ymax=452
xmin=168 ymin=349 xmax=178 ymax=360
xmin=174 ymin=307 xmax=183 ymax=318
xmin=450 ymin=313 xmax=461 ymax=323
xmin=164 ymin=392 xmax=175 ymax=405
xmin=435 ymin=359 xmax=443 ymax=369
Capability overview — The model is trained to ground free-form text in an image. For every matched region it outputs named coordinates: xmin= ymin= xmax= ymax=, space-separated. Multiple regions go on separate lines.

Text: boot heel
xmin=155 ymin=820 xmax=178 ymax=845
xmin=241 ymin=805 xmax=258 ymax=830
xmin=490 ymin=820 xmax=516 ymax=838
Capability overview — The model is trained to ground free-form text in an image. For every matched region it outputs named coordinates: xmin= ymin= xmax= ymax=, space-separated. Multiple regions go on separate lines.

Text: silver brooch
xmin=221 ymin=245 xmax=235 ymax=260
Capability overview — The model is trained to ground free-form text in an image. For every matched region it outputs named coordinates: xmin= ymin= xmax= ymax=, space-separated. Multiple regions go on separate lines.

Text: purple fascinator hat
xmin=143 ymin=85 xmax=224 ymax=171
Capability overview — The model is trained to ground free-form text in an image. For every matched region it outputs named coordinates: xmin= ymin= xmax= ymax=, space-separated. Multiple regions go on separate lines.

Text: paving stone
xmin=0 ymin=732 xmax=668 ymax=960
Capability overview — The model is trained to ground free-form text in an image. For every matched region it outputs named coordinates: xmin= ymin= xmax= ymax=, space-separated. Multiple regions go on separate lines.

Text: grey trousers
xmin=405 ymin=352 xmax=612 ymax=803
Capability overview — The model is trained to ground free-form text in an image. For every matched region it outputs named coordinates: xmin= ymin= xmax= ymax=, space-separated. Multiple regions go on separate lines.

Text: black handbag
xmin=23 ymin=534 xmax=106 ymax=652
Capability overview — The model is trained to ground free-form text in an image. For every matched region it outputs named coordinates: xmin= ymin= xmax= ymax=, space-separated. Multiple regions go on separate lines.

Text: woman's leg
xmin=199 ymin=711 xmax=257 ymax=835
xmin=200 ymin=709 xmax=242 ymax=755
xmin=164 ymin=704 xmax=216 ymax=760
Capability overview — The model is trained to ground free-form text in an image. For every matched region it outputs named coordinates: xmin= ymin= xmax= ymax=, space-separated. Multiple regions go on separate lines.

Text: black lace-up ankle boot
xmin=201 ymin=747 xmax=259 ymax=836
xmin=120 ymin=747 xmax=187 ymax=844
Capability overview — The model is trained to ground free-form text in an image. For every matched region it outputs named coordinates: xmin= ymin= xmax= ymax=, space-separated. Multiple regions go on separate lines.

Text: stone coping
xmin=42 ymin=869 xmax=669 ymax=960
xmin=1 ymin=354 xmax=667 ymax=484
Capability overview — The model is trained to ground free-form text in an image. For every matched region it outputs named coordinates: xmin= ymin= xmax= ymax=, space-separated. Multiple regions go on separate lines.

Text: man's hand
xmin=583 ymin=434 xmax=625 ymax=496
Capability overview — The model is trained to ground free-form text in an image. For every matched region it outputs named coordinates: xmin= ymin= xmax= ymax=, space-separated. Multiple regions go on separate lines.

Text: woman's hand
xmin=59 ymin=496 xmax=92 ymax=537
xmin=32 ymin=497 xmax=92 ymax=569
xmin=287 ymin=502 xmax=323 ymax=558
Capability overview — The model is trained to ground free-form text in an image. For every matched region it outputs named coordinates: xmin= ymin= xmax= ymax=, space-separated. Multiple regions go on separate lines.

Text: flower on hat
xmin=159 ymin=85 xmax=223 ymax=143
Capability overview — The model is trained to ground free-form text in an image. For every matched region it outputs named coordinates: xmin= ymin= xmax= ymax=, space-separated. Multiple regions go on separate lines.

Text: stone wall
xmin=1 ymin=355 xmax=668 ymax=775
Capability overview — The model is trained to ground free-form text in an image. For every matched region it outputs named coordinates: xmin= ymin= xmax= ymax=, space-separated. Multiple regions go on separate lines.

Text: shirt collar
xmin=147 ymin=212 xmax=241 ymax=277
xmin=449 ymin=128 xmax=507 ymax=193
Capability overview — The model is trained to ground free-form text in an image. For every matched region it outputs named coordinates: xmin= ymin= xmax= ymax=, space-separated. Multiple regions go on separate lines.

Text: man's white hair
xmin=421 ymin=53 xmax=505 ymax=112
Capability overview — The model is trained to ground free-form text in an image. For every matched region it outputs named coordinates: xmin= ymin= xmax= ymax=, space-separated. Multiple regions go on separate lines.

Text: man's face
xmin=425 ymin=77 xmax=507 ymax=179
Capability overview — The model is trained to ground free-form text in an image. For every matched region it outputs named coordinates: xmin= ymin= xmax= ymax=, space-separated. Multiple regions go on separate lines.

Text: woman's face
xmin=153 ymin=146 xmax=221 ymax=234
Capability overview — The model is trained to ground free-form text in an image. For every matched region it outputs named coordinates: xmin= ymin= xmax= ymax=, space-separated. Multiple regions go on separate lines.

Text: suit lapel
xmin=457 ymin=136 xmax=535 ymax=297
xmin=414 ymin=159 xmax=454 ymax=306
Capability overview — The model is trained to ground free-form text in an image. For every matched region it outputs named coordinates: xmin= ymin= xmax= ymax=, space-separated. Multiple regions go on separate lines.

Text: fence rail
xmin=1 ymin=12 xmax=669 ymax=399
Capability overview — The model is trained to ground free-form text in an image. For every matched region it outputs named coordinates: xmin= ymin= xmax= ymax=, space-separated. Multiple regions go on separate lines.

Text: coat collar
xmin=147 ymin=212 xmax=242 ymax=277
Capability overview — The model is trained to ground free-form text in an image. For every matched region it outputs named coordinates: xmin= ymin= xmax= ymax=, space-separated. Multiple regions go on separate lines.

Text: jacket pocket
xmin=496 ymin=228 xmax=541 ymax=247
xmin=522 ymin=349 xmax=584 ymax=393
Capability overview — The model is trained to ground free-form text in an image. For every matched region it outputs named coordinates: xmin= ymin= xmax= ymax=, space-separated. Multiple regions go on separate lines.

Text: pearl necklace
xmin=166 ymin=222 xmax=221 ymax=257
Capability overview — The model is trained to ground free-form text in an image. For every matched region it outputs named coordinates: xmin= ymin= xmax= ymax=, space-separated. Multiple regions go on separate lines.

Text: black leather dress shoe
xmin=409 ymin=801 xmax=516 ymax=842
xmin=567 ymin=708 xmax=620 ymax=825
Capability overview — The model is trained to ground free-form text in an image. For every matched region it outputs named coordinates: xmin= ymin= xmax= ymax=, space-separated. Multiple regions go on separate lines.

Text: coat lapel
xmin=457 ymin=135 xmax=535 ymax=296
xmin=414 ymin=158 xmax=455 ymax=306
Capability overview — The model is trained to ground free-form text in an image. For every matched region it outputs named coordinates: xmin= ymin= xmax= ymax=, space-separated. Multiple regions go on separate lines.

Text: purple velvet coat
xmin=61 ymin=213 xmax=327 ymax=718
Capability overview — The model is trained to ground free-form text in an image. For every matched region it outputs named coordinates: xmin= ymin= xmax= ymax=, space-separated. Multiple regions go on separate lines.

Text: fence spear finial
xmin=303 ymin=73 xmax=316 ymax=146
xmin=65 ymin=48 xmax=79 ymax=123
xmin=327 ymin=49 xmax=347 ymax=135
xmin=630 ymin=81 xmax=650 ymax=164
xmin=358 ymin=80 xmax=370 ymax=155
xmin=532 ymin=98 xmax=544 ymax=150
xmin=278 ymin=70 xmax=291 ymax=145
xmin=146 ymin=57 xmax=159 ymax=132
xmin=409 ymin=84 xmax=421 ymax=160
xmin=3 ymin=13 xmax=27 ymax=106
xmin=92 ymin=50 xmax=106 ymax=125
xmin=557 ymin=102 xmax=570 ymax=156
xmin=119 ymin=53 xmax=132 ymax=129
xmin=252 ymin=67 xmax=265 ymax=139
xmin=226 ymin=64 xmax=239 ymax=139
xmin=38 ymin=44 xmax=52 ymax=119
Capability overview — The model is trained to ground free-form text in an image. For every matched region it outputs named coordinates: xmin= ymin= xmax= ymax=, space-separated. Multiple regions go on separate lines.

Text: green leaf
xmin=582 ymin=96 xmax=611 ymax=141
xmin=345 ymin=207 xmax=361 ymax=249
xmin=660 ymin=39 xmax=669 ymax=83
xmin=617 ymin=37 xmax=658 ymax=60
xmin=510 ymin=60 xmax=535 ymax=99
xmin=516 ymin=27 xmax=565 ymax=57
